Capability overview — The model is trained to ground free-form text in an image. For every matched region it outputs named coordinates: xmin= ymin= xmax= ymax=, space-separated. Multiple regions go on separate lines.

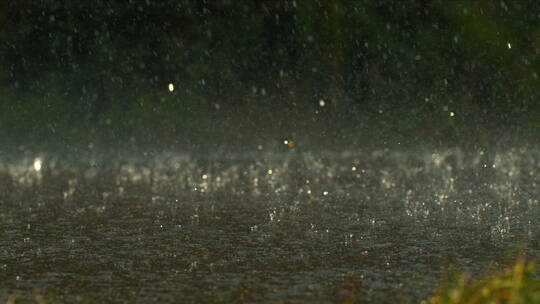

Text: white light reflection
xmin=33 ymin=158 xmax=42 ymax=171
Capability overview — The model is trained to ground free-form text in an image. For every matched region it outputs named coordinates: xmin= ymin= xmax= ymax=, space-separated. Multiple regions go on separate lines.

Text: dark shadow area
xmin=0 ymin=1 xmax=538 ymax=155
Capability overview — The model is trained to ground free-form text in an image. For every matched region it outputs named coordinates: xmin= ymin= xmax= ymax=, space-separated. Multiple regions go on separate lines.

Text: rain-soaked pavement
xmin=1 ymin=147 xmax=539 ymax=303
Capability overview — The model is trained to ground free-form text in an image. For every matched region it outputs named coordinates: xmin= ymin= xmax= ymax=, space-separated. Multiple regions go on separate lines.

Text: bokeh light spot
xmin=33 ymin=158 xmax=42 ymax=171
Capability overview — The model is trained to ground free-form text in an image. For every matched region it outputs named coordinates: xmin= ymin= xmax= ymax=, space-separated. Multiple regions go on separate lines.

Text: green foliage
xmin=423 ymin=258 xmax=540 ymax=304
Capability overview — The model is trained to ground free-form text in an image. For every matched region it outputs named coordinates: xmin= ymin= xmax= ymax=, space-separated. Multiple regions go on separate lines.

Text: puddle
xmin=1 ymin=148 xmax=539 ymax=303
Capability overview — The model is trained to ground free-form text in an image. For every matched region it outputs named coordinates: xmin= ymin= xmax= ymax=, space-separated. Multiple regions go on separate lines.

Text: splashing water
xmin=0 ymin=148 xmax=538 ymax=303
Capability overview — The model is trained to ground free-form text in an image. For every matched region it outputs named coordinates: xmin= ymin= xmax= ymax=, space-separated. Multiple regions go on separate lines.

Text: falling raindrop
xmin=33 ymin=158 xmax=42 ymax=171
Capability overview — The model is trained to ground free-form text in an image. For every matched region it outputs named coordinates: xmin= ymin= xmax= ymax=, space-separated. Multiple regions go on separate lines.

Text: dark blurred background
xmin=0 ymin=0 xmax=538 ymax=153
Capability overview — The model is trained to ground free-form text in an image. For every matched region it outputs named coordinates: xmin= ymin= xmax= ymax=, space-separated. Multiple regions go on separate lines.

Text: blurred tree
xmin=0 ymin=0 xmax=538 ymax=146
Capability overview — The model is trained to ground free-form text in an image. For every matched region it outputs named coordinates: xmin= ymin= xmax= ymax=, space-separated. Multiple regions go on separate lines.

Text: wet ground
xmin=1 ymin=148 xmax=539 ymax=303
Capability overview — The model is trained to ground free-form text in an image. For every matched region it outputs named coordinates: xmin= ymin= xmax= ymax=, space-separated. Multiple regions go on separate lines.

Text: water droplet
xmin=33 ymin=158 xmax=42 ymax=171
